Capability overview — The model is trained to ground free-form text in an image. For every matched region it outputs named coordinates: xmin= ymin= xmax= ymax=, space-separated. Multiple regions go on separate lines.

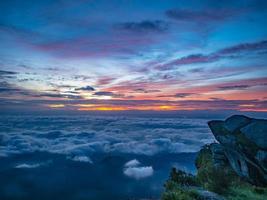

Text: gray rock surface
xmin=241 ymin=119 xmax=267 ymax=149
xmin=208 ymin=115 xmax=267 ymax=186
xmin=210 ymin=143 xmax=227 ymax=168
xmin=197 ymin=190 xmax=225 ymax=200
xmin=224 ymin=115 xmax=251 ymax=132
xmin=256 ymin=150 xmax=267 ymax=171
xmin=187 ymin=186 xmax=225 ymax=200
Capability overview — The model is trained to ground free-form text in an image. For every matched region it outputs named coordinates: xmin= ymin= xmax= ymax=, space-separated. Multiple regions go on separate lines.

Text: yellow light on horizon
xmin=75 ymin=104 xmax=95 ymax=107
xmin=47 ymin=104 xmax=65 ymax=108
xmin=78 ymin=106 xmax=127 ymax=111
xmin=158 ymin=105 xmax=176 ymax=110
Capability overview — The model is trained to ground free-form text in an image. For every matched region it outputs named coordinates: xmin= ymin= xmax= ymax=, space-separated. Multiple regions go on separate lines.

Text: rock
xmin=210 ymin=143 xmax=227 ymax=168
xmin=224 ymin=115 xmax=251 ymax=132
xmin=241 ymin=119 xmax=267 ymax=149
xmin=223 ymin=147 xmax=249 ymax=179
xmin=256 ymin=150 xmax=267 ymax=171
xmin=207 ymin=121 xmax=236 ymax=147
xmin=207 ymin=115 xmax=267 ymax=186
xmin=186 ymin=186 xmax=225 ymax=200
xmin=196 ymin=189 xmax=225 ymax=200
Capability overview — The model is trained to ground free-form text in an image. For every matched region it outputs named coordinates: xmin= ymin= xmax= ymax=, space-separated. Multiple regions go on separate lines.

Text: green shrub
xmin=162 ymin=181 xmax=201 ymax=200
xmin=195 ymin=145 xmax=213 ymax=169
xmin=254 ymin=187 xmax=265 ymax=194
xmin=162 ymin=144 xmax=267 ymax=199
xmin=161 ymin=169 xmax=201 ymax=200
xmin=226 ymin=184 xmax=267 ymax=200
xmin=169 ymin=168 xmax=198 ymax=186
xmin=198 ymin=164 xmax=237 ymax=194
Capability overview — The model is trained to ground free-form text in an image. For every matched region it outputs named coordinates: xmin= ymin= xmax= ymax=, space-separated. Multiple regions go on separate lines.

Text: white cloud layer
xmin=0 ymin=116 xmax=213 ymax=157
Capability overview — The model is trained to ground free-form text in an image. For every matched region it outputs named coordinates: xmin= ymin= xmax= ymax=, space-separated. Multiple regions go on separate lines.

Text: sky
xmin=0 ymin=0 xmax=267 ymax=113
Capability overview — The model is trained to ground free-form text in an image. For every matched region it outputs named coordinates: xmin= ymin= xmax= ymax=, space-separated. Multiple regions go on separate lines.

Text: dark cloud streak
xmin=218 ymin=85 xmax=251 ymax=90
xmin=75 ymin=85 xmax=95 ymax=91
xmin=166 ymin=8 xmax=235 ymax=22
xmin=115 ymin=20 xmax=169 ymax=33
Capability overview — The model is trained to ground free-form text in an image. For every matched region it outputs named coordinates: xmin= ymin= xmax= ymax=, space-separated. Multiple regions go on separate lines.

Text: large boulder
xmin=207 ymin=115 xmax=267 ymax=186
xmin=241 ymin=119 xmax=267 ymax=149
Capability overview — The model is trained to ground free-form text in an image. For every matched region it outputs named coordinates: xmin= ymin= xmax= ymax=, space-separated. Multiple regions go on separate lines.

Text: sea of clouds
xmin=0 ymin=115 xmax=214 ymax=159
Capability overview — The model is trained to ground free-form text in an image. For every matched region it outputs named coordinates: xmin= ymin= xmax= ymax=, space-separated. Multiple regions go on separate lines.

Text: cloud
xmin=37 ymin=93 xmax=83 ymax=100
xmin=97 ymin=77 xmax=116 ymax=85
xmin=0 ymin=116 xmax=211 ymax=158
xmin=215 ymin=77 xmax=267 ymax=91
xmin=0 ymin=81 xmax=21 ymax=93
xmin=14 ymin=161 xmax=51 ymax=169
xmin=166 ymin=8 xmax=235 ymax=23
xmin=174 ymin=93 xmax=195 ymax=98
xmin=157 ymin=93 xmax=195 ymax=98
xmin=124 ymin=159 xmax=141 ymax=168
xmin=156 ymin=40 xmax=267 ymax=70
xmin=116 ymin=20 xmax=168 ymax=33
xmin=1 ymin=75 xmax=267 ymax=111
xmin=156 ymin=54 xmax=217 ymax=70
xmin=73 ymin=75 xmax=92 ymax=81
xmin=0 ymin=70 xmax=18 ymax=76
xmin=75 ymin=85 xmax=95 ymax=91
xmin=134 ymin=88 xmax=161 ymax=93
xmin=123 ymin=159 xmax=154 ymax=180
xmin=0 ymin=81 xmax=85 ymax=100
xmin=164 ymin=7 xmax=242 ymax=37
xmin=0 ymin=2 xmax=237 ymax=61
xmin=94 ymin=91 xmax=114 ymax=96
xmin=218 ymin=40 xmax=267 ymax=54
xmin=68 ymin=155 xmax=93 ymax=163
xmin=93 ymin=91 xmax=124 ymax=98
xmin=123 ymin=166 xmax=153 ymax=179
xmin=15 ymin=163 xmax=42 ymax=169
xmin=218 ymin=85 xmax=250 ymax=90
xmin=1 ymin=95 xmax=267 ymax=112
xmin=0 ymin=88 xmax=20 ymax=93
xmin=38 ymin=93 xmax=68 ymax=98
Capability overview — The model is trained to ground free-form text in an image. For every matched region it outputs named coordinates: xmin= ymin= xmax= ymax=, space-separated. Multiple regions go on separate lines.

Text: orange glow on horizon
xmin=158 ymin=105 xmax=176 ymax=110
xmin=77 ymin=105 xmax=189 ymax=111
xmin=47 ymin=101 xmax=266 ymax=112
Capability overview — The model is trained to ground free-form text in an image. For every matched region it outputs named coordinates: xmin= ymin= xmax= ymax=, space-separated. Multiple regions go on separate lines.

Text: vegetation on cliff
xmin=161 ymin=144 xmax=267 ymax=200
xmin=162 ymin=168 xmax=201 ymax=200
xmin=162 ymin=115 xmax=267 ymax=199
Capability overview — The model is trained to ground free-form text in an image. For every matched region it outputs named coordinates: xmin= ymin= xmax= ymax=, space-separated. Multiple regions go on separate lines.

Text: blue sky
xmin=0 ymin=0 xmax=267 ymax=112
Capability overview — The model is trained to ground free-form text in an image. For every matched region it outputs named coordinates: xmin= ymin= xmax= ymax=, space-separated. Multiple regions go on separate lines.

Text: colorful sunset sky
xmin=0 ymin=0 xmax=267 ymax=112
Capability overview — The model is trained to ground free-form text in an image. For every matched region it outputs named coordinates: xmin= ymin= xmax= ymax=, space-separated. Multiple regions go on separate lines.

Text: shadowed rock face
xmin=207 ymin=115 xmax=267 ymax=186
xmin=241 ymin=120 xmax=267 ymax=149
xmin=224 ymin=115 xmax=251 ymax=133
